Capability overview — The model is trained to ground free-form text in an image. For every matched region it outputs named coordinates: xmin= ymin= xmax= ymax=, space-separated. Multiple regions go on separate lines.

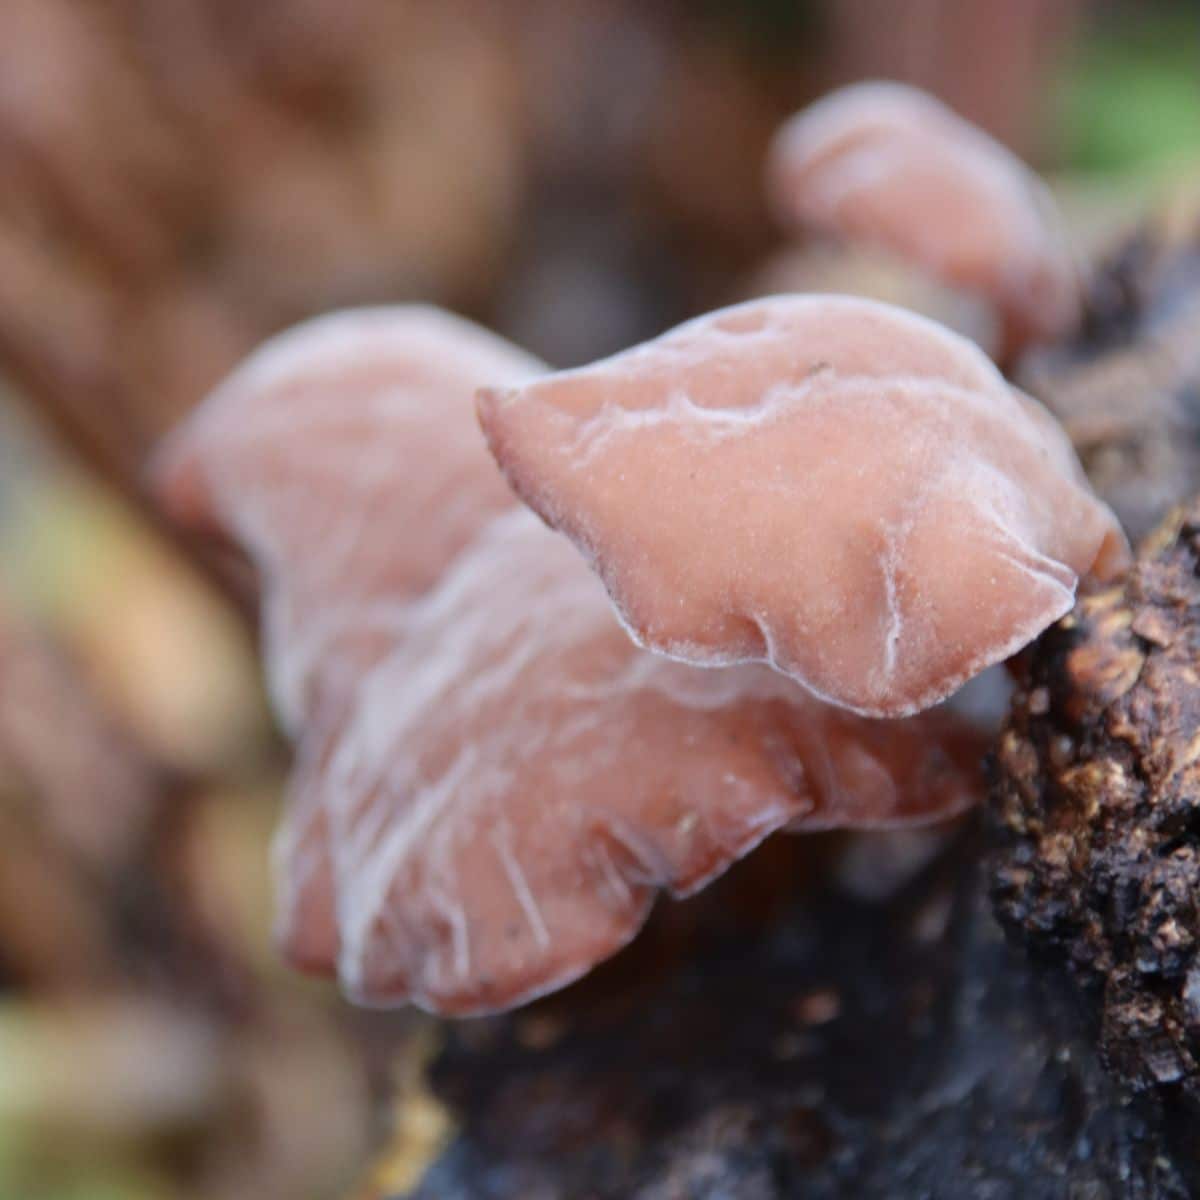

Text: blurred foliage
xmin=3 ymin=473 xmax=268 ymax=778
xmin=0 ymin=401 xmax=371 ymax=1200
xmin=1056 ymin=2 xmax=1200 ymax=174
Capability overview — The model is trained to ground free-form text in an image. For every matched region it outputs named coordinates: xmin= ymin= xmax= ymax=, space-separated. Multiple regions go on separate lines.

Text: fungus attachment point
xmin=766 ymin=82 xmax=1081 ymax=355
xmin=150 ymin=306 xmax=546 ymax=975
xmin=478 ymin=294 xmax=1128 ymax=720
xmin=329 ymin=510 xmax=985 ymax=1014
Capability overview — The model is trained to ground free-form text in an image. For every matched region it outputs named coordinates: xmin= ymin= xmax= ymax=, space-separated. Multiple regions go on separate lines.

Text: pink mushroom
xmin=151 ymin=306 xmax=546 ymax=972
xmin=152 ymin=303 xmax=990 ymax=1013
xmin=765 ymin=82 xmax=1081 ymax=356
xmin=321 ymin=509 xmax=985 ymax=1014
xmin=153 ymin=306 xmax=546 ymax=731
xmin=478 ymin=294 xmax=1128 ymax=720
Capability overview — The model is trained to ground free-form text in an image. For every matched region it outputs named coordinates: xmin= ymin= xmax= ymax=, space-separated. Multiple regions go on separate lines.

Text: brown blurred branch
xmin=0 ymin=0 xmax=525 ymax=532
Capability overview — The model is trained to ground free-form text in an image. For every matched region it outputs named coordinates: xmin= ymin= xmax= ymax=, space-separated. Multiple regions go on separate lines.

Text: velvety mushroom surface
xmin=766 ymin=82 xmax=1080 ymax=352
xmin=151 ymin=306 xmax=546 ymax=972
xmin=324 ymin=509 xmax=986 ymax=1014
xmin=478 ymin=294 xmax=1128 ymax=719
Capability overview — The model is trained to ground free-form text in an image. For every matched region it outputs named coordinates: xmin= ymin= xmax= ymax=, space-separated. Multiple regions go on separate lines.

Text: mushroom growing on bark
xmin=765 ymin=82 xmax=1081 ymax=358
xmin=478 ymin=294 xmax=1128 ymax=720
xmin=152 ymin=302 xmax=992 ymax=1014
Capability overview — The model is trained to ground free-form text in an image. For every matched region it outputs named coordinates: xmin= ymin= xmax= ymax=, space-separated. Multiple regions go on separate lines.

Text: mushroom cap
xmin=478 ymin=294 xmax=1129 ymax=719
xmin=765 ymin=82 xmax=1080 ymax=351
xmin=151 ymin=305 xmax=546 ymax=733
xmin=149 ymin=306 xmax=546 ymax=975
xmin=325 ymin=509 xmax=986 ymax=1015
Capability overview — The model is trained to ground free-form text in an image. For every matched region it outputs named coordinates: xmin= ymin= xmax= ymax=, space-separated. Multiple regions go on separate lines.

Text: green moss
xmin=1054 ymin=3 xmax=1200 ymax=174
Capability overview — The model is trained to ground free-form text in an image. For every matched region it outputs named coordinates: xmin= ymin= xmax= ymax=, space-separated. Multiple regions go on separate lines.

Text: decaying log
xmin=358 ymin=834 xmax=1192 ymax=1199
xmin=991 ymin=499 xmax=1200 ymax=1112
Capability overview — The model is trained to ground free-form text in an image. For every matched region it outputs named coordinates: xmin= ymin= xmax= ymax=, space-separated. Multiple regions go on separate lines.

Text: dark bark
xmin=1018 ymin=203 xmax=1200 ymax=544
xmin=397 ymin=831 xmax=1189 ymax=1198
xmin=991 ymin=499 xmax=1200 ymax=1130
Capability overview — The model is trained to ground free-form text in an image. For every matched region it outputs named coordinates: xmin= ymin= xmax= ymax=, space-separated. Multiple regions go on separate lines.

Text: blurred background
xmin=0 ymin=1 xmax=1196 ymax=1197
